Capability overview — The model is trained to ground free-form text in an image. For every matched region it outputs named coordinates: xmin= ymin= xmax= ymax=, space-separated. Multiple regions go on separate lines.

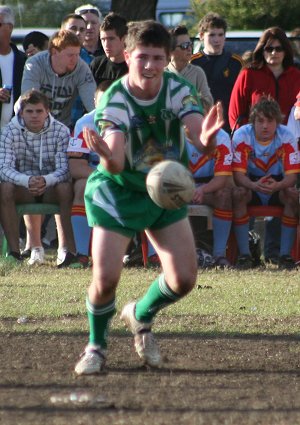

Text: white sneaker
xmin=56 ymin=247 xmax=68 ymax=266
xmin=121 ymin=302 xmax=161 ymax=367
xmin=74 ymin=345 xmax=106 ymax=375
xmin=27 ymin=246 xmax=45 ymax=265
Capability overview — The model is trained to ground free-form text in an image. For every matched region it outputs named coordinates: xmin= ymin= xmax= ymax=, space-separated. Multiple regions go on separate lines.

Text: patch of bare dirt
xmin=0 ymin=331 xmax=299 ymax=425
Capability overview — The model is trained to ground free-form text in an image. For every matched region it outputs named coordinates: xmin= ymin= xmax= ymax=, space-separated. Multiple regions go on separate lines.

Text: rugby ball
xmin=146 ymin=160 xmax=195 ymax=209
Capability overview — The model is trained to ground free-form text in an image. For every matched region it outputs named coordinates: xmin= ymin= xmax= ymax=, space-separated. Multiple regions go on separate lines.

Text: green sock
xmin=135 ymin=274 xmax=181 ymax=323
xmin=86 ymin=297 xmax=116 ymax=349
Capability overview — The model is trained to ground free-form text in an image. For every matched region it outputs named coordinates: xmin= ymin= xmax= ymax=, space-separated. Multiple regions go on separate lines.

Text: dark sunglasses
xmin=264 ymin=46 xmax=284 ymax=53
xmin=78 ymin=8 xmax=100 ymax=17
xmin=176 ymin=41 xmax=193 ymax=50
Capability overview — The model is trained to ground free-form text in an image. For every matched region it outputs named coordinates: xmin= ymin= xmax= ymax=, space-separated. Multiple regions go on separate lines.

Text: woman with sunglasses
xmin=229 ymin=27 xmax=300 ymax=130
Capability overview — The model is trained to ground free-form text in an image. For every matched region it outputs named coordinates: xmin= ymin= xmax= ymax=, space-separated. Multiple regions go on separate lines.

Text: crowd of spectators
xmin=0 ymin=4 xmax=300 ymax=271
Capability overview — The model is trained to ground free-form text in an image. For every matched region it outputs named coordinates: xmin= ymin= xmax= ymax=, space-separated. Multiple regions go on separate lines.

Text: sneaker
xmin=265 ymin=256 xmax=280 ymax=265
xmin=278 ymin=255 xmax=297 ymax=270
xmin=121 ymin=302 xmax=161 ymax=367
xmin=6 ymin=251 xmax=24 ymax=263
xmin=21 ymin=249 xmax=31 ymax=259
xmin=28 ymin=246 xmax=45 ymax=265
xmin=213 ymin=256 xmax=232 ymax=269
xmin=57 ymin=250 xmax=77 ymax=268
xmin=235 ymin=254 xmax=253 ymax=270
xmin=56 ymin=247 xmax=68 ymax=266
xmin=68 ymin=254 xmax=90 ymax=269
xmin=74 ymin=345 xmax=106 ymax=375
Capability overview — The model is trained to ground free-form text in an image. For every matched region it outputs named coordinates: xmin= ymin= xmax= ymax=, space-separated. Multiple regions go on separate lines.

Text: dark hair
xmin=61 ymin=13 xmax=86 ymax=27
xmin=251 ymin=27 xmax=294 ymax=69
xmin=22 ymin=31 xmax=49 ymax=51
xmin=126 ymin=20 xmax=171 ymax=56
xmin=20 ymin=89 xmax=50 ymax=111
xmin=169 ymin=25 xmax=189 ymax=50
xmin=198 ymin=12 xmax=227 ymax=34
xmin=249 ymin=96 xmax=283 ymax=124
xmin=100 ymin=12 xmax=127 ymax=39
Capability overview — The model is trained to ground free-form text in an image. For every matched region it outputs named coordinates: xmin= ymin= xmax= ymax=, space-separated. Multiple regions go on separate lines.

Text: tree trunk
xmin=111 ymin=0 xmax=158 ymax=21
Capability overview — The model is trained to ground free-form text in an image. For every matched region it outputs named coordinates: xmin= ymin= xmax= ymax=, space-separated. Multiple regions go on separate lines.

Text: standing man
xmin=21 ymin=29 xmax=96 ymax=129
xmin=0 ymin=6 xmax=26 ymax=129
xmin=191 ymin=12 xmax=243 ymax=133
xmin=167 ymin=25 xmax=213 ymax=113
xmin=90 ymin=12 xmax=128 ymax=86
xmin=61 ymin=13 xmax=94 ymax=128
xmin=74 ymin=20 xmax=224 ymax=375
xmin=75 ymin=4 xmax=104 ymax=57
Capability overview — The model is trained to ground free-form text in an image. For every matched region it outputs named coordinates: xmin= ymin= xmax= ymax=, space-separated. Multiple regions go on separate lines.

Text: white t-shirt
xmin=0 ymin=49 xmax=14 ymax=128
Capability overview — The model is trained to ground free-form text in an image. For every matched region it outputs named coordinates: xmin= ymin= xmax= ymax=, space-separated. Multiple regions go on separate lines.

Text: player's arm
xmin=193 ymin=175 xmax=230 ymax=203
xmin=83 ymin=127 xmax=125 ymax=174
xmin=182 ymin=102 xmax=224 ymax=155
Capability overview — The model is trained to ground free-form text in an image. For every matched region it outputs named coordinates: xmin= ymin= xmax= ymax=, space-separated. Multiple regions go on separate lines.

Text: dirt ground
xmin=0 ymin=329 xmax=299 ymax=425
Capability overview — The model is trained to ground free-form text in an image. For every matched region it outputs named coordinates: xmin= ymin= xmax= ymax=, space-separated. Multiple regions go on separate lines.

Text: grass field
xmin=0 ymin=256 xmax=299 ymax=424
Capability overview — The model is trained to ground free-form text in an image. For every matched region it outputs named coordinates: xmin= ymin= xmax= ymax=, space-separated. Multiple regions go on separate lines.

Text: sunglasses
xmin=77 ymin=8 xmax=100 ymax=17
xmin=264 ymin=46 xmax=284 ymax=53
xmin=176 ymin=41 xmax=193 ymax=50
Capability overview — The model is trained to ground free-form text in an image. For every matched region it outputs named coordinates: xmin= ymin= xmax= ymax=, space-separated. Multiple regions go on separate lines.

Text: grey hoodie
xmin=21 ymin=51 xmax=96 ymax=127
xmin=0 ymin=112 xmax=70 ymax=188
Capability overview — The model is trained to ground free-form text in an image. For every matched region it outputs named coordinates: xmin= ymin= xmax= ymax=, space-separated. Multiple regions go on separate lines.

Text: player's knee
xmin=215 ymin=187 xmax=232 ymax=209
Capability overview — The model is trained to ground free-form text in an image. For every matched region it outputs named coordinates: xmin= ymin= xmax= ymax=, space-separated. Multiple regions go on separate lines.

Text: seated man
xmin=0 ymin=89 xmax=76 ymax=265
xmin=188 ymin=128 xmax=233 ymax=267
xmin=232 ymin=96 xmax=300 ymax=269
xmin=67 ymin=82 xmax=111 ymax=266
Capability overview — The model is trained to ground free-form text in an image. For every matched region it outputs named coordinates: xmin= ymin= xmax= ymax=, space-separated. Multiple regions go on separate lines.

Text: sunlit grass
xmin=0 ymin=256 xmax=299 ymax=335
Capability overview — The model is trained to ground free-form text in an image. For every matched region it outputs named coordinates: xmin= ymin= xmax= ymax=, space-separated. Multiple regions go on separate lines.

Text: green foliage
xmin=190 ymin=0 xmax=300 ymax=33
xmin=6 ymin=0 xmax=102 ymax=27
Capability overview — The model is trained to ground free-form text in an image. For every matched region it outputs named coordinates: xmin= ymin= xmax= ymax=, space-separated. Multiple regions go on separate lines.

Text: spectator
xmin=21 ymin=29 xmax=96 ymax=129
xmin=188 ymin=128 xmax=233 ymax=268
xmin=0 ymin=89 xmax=76 ymax=266
xmin=167 ymin=25 xmax=213 ymax=114
xmin=191 ymin=12 xmax=244 ymax=133
xmin=61 ymin=13 xmax=94 ymax=128
xmin=232 ymin=97 xmax=300 ymax=270
xmin=67 ymin=81 xmax=112 ymax=267
xmin=290 ymin=27 xmax=300 ymax=67
xmin=74 ymin=20 xmax=224 ymax=375
xmin=90 ymin=12 xmax=128 ymax=86
xmin=22 ymin=31 xmax=49 ymax=58
xmin=287 ymin=91 xmax=300 ymax=138
xmin=21 ymin=30 xmax=96 ymax=265
xmin=229 ymin=27 xmax=300 ymax=264
xmin=75 ymin=4 xmax=104 ymax=57
xmin=0 ymin=6 xmax=26 ymax=129
xmin=229 ymin=27 xmax=300 ymax=129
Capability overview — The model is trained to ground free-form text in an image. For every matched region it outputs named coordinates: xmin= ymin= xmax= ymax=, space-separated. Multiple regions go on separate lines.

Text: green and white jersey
xmin=95 ymin=71 xmax=203 ymax=192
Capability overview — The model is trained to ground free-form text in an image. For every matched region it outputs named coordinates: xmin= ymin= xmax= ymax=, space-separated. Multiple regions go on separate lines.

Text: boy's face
xmin=100 ymin=29 xmax=125 ymax=60
xmin=51 ymin=46 xmax=80 ymax=73
xmin=254 ymin=112 xmax=277 ymax=142
xmin=62 ymin=18 xmax=86 ymax=45
xmin=20 ymin=102 xmax=49 ymax=132
xmin=200 ymin=26 xmax=225 ymax=55
xmin=124 ymin=44 xmax=168 ymax=99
